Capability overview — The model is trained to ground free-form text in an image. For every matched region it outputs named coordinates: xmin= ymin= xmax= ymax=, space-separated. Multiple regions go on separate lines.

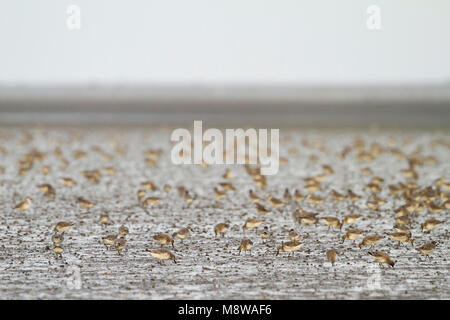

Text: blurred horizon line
xmin=1 ymin=85 xmax=449 ymax=128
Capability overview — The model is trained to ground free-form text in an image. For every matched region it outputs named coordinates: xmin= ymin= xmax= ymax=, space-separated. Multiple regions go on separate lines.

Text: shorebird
xmin=18 ymin=167 xmax=30 ymax=176
xmin=143 ymin=148 xmax=162 ymax=161
xmin=173 ymin=227 xmax=192 ymax=242
xmin=322 ymin=164 xmax=334 ymax=175
xmin=115 ymin=237 xmax=126 ymax=255
xmin=51 ymin=234 xmax=64 ymax=244
xmin=303 ymin=176 xmax=318 ymax=184
xmin=14 ymin=197 xmax=31 ymax=211
xmin=148 ymin=248 xmax=176 ymax=263
xmin=214 ymin=223 xmax=229 ymax=237
xmin=326 ymin=250 xmax=337 ymax=266
xmin=368 ymin=251 xmax=395 ymax=267
xmin=163 ymin=184 xmax=172 ymax=193
xmin=82 ymin=170 xmax=101 ymax=184
xmin=77 ymin=197 xmax=94 ymax=209
xmin=145 ymin=157 xmax=157 ymax=167
xmin=103 ymin=235 xmax=117 ymax=249
xmin=253 ymin=175 xmax=267 ymax=189
xmin=141 ymin=181 xmax=157 ymax=191
xmin=402 ymin=168 xmax=418 ymax=179
xmin=142 ymin=196 xmax=162 ymax=206
xmin=53 ymin=246 xmax=64 ymax=258
xmin=342 ymin=229 xmax=363 ymax=242
xmin=54 ymin=222 xmax=72 ymax=233
xmin=276 ymin=241 xmax=303 ymax=256
xmin=445 ymin=200 xmax=450 ymax=209
xmin=288 ymin=229 xmax=300 ymax=242
xmin=255 ymin=203 xmax=270 ymax=214
xmin=177 ymin=186 xmax=186 ymax=197
xmin=238 ymin=239 xmax=253 ymax=255
xmin=249 ymin=190 xmax=261 ymax=203
xmin=373 ymin=195 xmax=386 ymax=206
xmin=347 ymin=189 xmax=361 ymax=202
xmin=388 ymin=232 xmax=413 ymax=246
xmin=366 ymin=183 xmax=381 ymax=193
xmin=260 ymin=226 xmax=270 ymax=242
xmin=395 ymin=216 xmax=411 ymax=226
xmin=342 ymin=214 xmax=362 ymax=226
xmin=137 ymin=189 xmax=146 ymax=201
xmin=223 ymin=169 xmax=232 ymax=179
xmin=357 ymin=151 xmax=374 ymax=162
xmin=314 ymin=173 xmax=327 ymax=182
xmin=60 ymin=177 xmax=77 ymax=187
xmin=359 ymin=235 xmax=384 ymax=249
xmin=371 ymin=176 xmax=384 ymax=185
xmin=366 ymin=200 xmax=379 ymax=211
xmin=184 ymin=191 xmax=194 ymax=205
xmin=394 ymin=225 xmax=411 ymax=236
xmin=404 ymin=202 xmax=418 ymax=214
xmin=295 ymin=208 xmax=318 ymax=218
xmin=361 ymin=167 xmax=373 ymax=176
xmin=153 ymin=234 xmax=174 ymax=247
xmin=319 ymin=217 xmax=342 ymax=230
xmin=331 ymin=189 xmax=346 ymax=202
xmin=99 ymin=215 xmax=109 ymax=226
xmin=283 ymin=188 xmax=292 ymax=202
xmin=434 ymin=177 xmax=445 ymax=186
xmin=37 ymin=184 xmax=53 ymax=194
xmin=388 ymin=184 xmax=402 ymax=196
xmin=119 ymin=225 xmax=129 ymax=236
xmin=73 ymin=150 xmax=87 ymax=159
xmin=428 ymin=202 xmax=443 ymax=214
xmin=219 ymin=182 xmax=235 ymax=191
xmin=214 ymin=187 xmax=226 ymax=199
xmin=299 ymin=215 xmax=318 ymax=226
xmin=268 ymin=195 xmax=284 ymax=208
xmin=294 ymin=189 xmax=305 ymax=202
xmin=416 ymin=241 xmax=436 ymax=256
xmin=307 ymin=194 xmax=324 ymax=205
xmin=103 ymin=167 xmax=116 ymax=175
xmin=242 ymin=218 xmax=263 ymax=231
xmin=421 ymin=218 xmax=443 ymax=231
xmin=394 ymin=206 xmax=409 ymax=217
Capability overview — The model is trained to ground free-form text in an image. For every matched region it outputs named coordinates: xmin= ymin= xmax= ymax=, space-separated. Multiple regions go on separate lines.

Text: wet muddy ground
xmin=0 ymin=126 xmax=448 ymax=299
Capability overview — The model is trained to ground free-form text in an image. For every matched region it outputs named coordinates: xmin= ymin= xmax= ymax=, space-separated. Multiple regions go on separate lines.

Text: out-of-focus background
xmin=1 ymin=0 xmax=450 ymax=126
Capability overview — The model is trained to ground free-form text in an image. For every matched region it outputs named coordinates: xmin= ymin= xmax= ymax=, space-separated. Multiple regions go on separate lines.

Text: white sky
xmin=0 ymin=0 xmax=449 ymax=86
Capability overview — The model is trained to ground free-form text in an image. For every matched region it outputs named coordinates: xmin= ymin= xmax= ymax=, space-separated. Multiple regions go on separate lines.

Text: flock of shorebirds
xmin=5 ymin=134 xmax=449 ymax=269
